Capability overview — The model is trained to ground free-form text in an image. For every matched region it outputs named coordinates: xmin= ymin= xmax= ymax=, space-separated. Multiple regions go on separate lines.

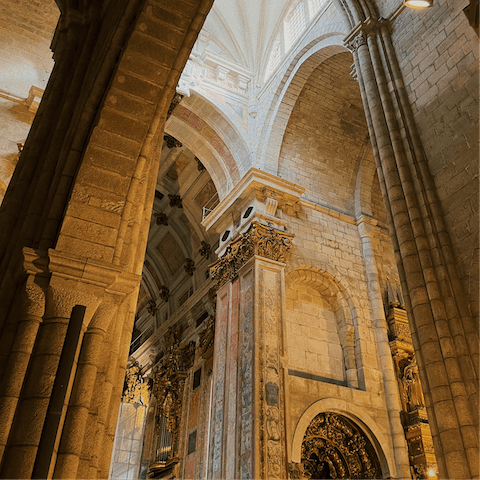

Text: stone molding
xmin=201 ymin=167 xmax=305 ymax=234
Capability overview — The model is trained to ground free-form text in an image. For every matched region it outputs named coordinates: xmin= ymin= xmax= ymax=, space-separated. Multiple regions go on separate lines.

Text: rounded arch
xmin=285 ymin=265 xmax=361 ymax=388
xmin=258 ymin=36 xmax=349 ymax=175
xmin=183 ymin=90 xmax=252 ymax=171
xmin=167 ymin=96 xmax=246 ymax=197
xmin=166 ymin=115 xmax=233 ymax=199
xmin=291 ymin=398 xmax=394 ymax=478
xmin=285 ymin=260 xmax=357 ymax=311
xmin=354 ymin=137 xmax=377 ymax=219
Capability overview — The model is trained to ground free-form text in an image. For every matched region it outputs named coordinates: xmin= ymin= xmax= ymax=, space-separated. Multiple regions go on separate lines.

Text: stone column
xmin=357 ymin=216 xmax=411 ymax=479
xmin=209 ymin=222 xmax=294 ymax=479
xmin=0 ymin=276 xmax=46 ymax=462
xmin=0 ymin=281 xmax=100 ymax=479
xmin=347 ymin=19 xmax=479 ymax=479
xmin=53 ymin=302 xmax=116 ymax=478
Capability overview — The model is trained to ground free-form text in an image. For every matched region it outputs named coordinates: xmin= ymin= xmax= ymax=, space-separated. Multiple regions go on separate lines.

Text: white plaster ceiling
xmin=203 ymin=0 xmax=295 ymax=72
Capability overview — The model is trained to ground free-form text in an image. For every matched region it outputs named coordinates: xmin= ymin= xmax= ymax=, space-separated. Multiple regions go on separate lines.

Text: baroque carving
xmin=154 ymin=212 xmax=168 ymax=226
xmin=167 ymin=92 xmax=183 ymax=119
xmin=184 ymin=258 xmax=195 ymax=276
xmin=159 ymin=285 xmax=170 ymax=302
xmin=195 ymin=156 xmax=205 ymax=171
xmin=288 ymin=462 xmax=309 ymax=479
xmin=301 ymin=413 xmax=382 ymax=479
xmin=387 ymin=301 xmax=437 ymax=478
xmin=199 ymin=240 xmax=211 ymax=259
xmin=168 ymin=194 xmax=183 ymax=208
xmin=123 ymin=360 xmax=151 ymax=405
xmin=20 ymin=283 xmax=46 ymax=318
xmin=198 ymin=315 xmax=215 ymax=357
xmin=147 ymin=299 xmax=157 ymax=316
xmin=163 ymin=134 xmax=182 ymax=149
xmin=209 ymin=222 xmax=294 ymax=289
xmin=152 ymin=327 xmax=196 ymax=459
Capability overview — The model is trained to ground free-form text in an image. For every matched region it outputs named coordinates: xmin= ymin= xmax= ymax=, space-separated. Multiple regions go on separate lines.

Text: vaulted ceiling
xmin=203 ymin=0 xmax=295 ymax=71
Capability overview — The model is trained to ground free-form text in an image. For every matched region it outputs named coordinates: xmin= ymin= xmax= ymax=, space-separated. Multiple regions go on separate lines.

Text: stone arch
xmin=291 ymin=398 xmax=393 ymax=478
xmin=285 ymin=265 xmax=361 ymax=388
xmin=258 ymin=36 xmax=348 ymax=175
xmin=167 ymin=102 xmax=243 ymax=198
xmin=353 ymin=138 xmax=377 ymax=219
xmin=182 ymin=91 xmax=252 ymax=173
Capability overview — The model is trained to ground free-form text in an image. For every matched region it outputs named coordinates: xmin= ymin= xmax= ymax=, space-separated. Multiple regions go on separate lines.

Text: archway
xmin=300 ymin=412 xmax=382 ymax=479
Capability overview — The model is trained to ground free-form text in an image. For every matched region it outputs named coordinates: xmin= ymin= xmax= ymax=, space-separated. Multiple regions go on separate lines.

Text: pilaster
xmin=208 ymin=195 xmax=298 ymax=480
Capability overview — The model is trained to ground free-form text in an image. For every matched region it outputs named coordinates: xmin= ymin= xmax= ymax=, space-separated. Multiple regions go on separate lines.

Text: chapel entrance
xmin=301 ymin=413 xmax=382 ymax=479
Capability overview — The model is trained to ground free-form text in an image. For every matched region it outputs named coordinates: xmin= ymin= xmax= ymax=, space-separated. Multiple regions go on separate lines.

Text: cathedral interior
xmin=0 ymin=0 xmax=478 ymax=478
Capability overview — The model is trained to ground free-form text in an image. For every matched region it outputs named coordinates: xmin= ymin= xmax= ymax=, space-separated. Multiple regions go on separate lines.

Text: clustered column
xmin=347 ymin=19 xmax=479 ymax=479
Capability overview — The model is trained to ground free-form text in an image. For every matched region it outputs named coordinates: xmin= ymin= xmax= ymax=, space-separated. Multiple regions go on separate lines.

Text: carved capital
xmin=349 ymin=32 xmax=366 ymax=51
xmin=209 ymin=222 xmax=294 ymax=289
xmin=19 ymin=282 xmax=46 ymax=318
xmin=45 ymin=283 xmax=100 ymax=322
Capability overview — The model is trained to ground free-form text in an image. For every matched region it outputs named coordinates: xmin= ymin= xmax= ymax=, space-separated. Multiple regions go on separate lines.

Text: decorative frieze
xmin=258 ymin=266 xmax=286 ymax=479
xmin=209 ymin=221 xmax=294 ymax=289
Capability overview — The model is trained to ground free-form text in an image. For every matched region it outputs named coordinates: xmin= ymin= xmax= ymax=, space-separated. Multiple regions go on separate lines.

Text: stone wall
xmin=0 ymin=0 xmax=58 ymax=200
xmin=392 ymin=0 xmax=479 ymax=317
xmin=278 ymin=52 xmax=369 ymax=215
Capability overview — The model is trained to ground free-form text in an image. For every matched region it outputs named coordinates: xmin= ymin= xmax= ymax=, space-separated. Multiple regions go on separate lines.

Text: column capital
xmin=209 ymin=222 xmax=294 ymax=289
xmin=344 ymin=18 xmax=390 ymax=52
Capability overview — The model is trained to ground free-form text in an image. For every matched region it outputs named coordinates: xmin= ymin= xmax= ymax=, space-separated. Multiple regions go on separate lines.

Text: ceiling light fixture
xmin=404 ymin=0 xmax=433 ymax=7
